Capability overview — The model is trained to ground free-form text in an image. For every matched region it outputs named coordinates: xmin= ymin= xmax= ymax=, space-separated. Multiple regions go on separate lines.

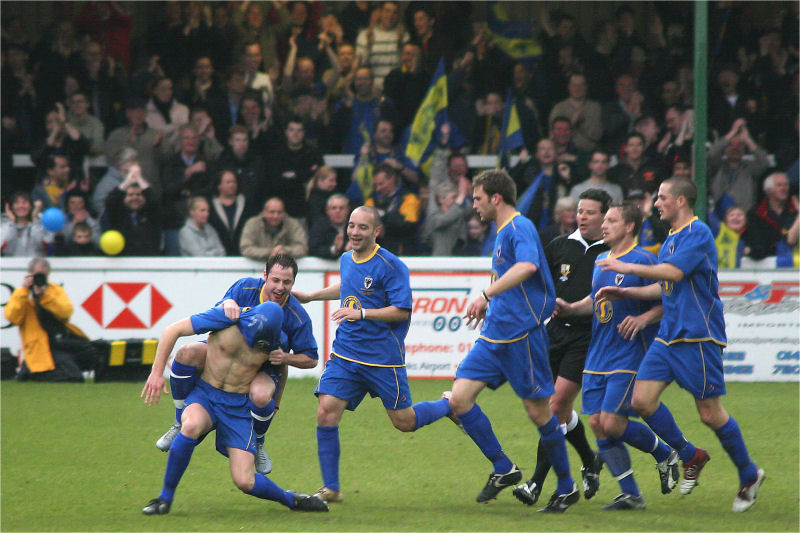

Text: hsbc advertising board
xmin=1 ymin=258 xmax=797 ymax=382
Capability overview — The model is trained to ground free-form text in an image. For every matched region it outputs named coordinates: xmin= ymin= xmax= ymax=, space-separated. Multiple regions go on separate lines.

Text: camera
xmin=32 ymin=272 xmax=48 ymax=287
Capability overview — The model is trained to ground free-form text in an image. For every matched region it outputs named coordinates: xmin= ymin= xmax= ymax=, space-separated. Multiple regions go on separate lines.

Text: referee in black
xmin=514 ymin=188 xmax=612 ymax=506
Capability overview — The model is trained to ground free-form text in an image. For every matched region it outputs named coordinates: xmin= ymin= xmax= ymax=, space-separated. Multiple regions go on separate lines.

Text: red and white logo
xmin=82 ymin=282 xmax=171 ymax=329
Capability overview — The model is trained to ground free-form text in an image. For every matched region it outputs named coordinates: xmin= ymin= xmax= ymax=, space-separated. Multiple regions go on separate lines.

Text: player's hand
xmin=464 ymin=295 xmax=487 ymax=329
xmin=269 ymin=348 xmax=287 ymax=365
xmin=617 ymin=314 xmax=647 ymax=341
xmin=553 ymin=297 xmax=571 ymax=318
xmin=595 ymin=256 xmax=631 ymax=274
xmin=331 ymin=307 xmax=359 ymax=324
xmin=594 ymin=286 xmax=626 ymax=301
xmin=222 ymin=299 xmax=241 ymax=321
xmin=141 ymin=372 xmax=168 ymax=406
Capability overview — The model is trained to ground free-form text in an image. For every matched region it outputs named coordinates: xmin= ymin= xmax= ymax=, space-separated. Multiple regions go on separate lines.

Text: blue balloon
xmin=41 ymin=207 xmax=66 ymax=233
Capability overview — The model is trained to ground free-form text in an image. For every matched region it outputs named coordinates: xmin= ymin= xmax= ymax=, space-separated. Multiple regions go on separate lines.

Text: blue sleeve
xmin=216 ymin=278 xmax=247 ymax=307
xmin=190 ymin=307 xmax=236 ymax=334
xmin=287 ymin=316 xmax=319 ymax=360
xmin=511 ymin=220 xmax=541 ymax=267
xmin=384 ymin=257 xmax=412 ymax=310
xmin=662 ymin=227 xmax=710 ymax=275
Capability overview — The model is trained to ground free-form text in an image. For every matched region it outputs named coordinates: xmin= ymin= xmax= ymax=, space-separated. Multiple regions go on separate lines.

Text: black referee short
xmin=546 ymin=320 xmax=591 ymax=384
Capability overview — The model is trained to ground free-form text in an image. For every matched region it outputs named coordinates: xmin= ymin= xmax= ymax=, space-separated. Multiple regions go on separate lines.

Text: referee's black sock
xmin=565 ymin=418 xmax=596 ymax=468
xmin=530 ymin=439 xmax=551 ymax=486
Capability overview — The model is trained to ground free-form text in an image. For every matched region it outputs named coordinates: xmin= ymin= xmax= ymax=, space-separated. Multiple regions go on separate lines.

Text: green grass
xmin=2 ymin=379 xmax=797 ymax=531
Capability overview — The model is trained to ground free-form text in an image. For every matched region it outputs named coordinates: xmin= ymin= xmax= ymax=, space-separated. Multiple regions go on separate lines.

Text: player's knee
xmin=589 ymin=416 xmax=604 ymax=436
xmin=248 ymin=385 xmax=272 ymax=407
xmin=631 ymin=396 xmax=655 ymax=418
xmin=391 ymin=414 xmax=416 ymax=432
xmin=179 ymin=417 xmax=203 ymax=439
xmin=447 ymin=391 xmax=472 ymax=416
xmin=549 ymin=396 xmax=571 ymax=421
xmin=231 ymin=471 xmax=254 ymax=492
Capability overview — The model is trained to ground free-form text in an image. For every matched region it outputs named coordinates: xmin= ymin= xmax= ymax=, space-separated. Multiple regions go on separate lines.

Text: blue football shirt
xmin=656 ymin=217 xmax=726 ymax=346
xmin=586 ymin=245 xmax=659 ymax=373
xmin=190 ymin=303 xmax=282 ymax=350
xmin=217 ymin=277 xmax=318 ymax=360
xmin=481 ymin=212 xmax=555 ymax=341
xmin=332 ymin=245 xmax=412 ymax=367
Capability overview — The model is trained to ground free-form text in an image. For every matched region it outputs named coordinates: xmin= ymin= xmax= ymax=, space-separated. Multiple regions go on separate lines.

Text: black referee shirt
xmin=545 ymin=229 xmax=609 ymax=330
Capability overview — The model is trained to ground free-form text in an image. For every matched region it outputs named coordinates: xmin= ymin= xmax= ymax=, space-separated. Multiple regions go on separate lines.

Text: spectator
xmin=708 ymin=63 xmax=752 ymax=139
xmin=208 ymin=67 xmax=248 ymax=144
xmin=207 ymin=169 xmax=255 ymax=257
xmin=347 ymin=118 xmax=418 ymax=206
xmin=601 ymin=72 xmax=649 ymax=153
xmin=4 ymin=258 xmax=97 ymax=382
xmin=56 ymin=221 xmax=100 ymax=257
xmin=355 ymin=1 xmax=409 ymax=91
xmin=238 ymin=91 xmax=281 ymax=155
xmin=510 ymin=62 xmax=546 ymax=150
xmin=306 ymin=165 xmax=339 ymax=226
xmin=511 ymin=138 xmax=569 ymax=231
xmin=60 ymin=190 xmax=101 ymax=247
xmin=329 ymin=66 xmax=392 ymax=155
xmin=411 ymin=5 xmax=455 ymax=76
xmin=241 ymin=41 xmax=276 ymax=108
xmin=308 ymin=193 xmax=352 ymax=259
xmin=66 ymin=91 xmax=104 ymax=156
xmin=105 ymin=97 xmax=166 ymax=202
xmin=187 ymin=106 xmax=224 ymax=162
xmin=31 ymin=104 xmax=90 ymax=183
xmin=742 ymin=172 xmax=799 ymax=267
xmin=1 ymin=191 xmax=50 ymax=257
xmin=340 ymin=1 xmax=372 ymax=45
xmin=179 ymin=195 xmax=225 ymax=257
xmin=633 ymin=114 xmax=662 ymax=161
xmin=92 ymin=147 xmax=140 ymax=221
xmin=322 ymin=42 xmax=359 ymax=104
xmin=214 ymin=125 xmax=267 ymax=207
xmin=180 ymin=56 xmax=224 ymax=109
xmin=145 ymin=76 xmax=190 ymax=148
xmin=105 ymin=165 xmax=163 ymax=256
xmin=239 ymin=197 xmax=308 ymax=261
xmin=549 ymin=72 xmax=603 ymax=153
xmin=364 ymin=163 xmax=420 ymax=255
xmin=713 ymin=205 xmax=749 ymax=269
xmin=31 ymin=154 xmax=74 ymax=211
xmin=276 ymin=0 xmax=322 ymax=64
xmin=282 ymin=36 xmax=327 ymax=101
xmin=232 ymin=1 xmax=289 ymax=72
xmin=72 ymin=39 xmax=126 ymax=130
xmin=471 ymin=91 xmax=505 ymax=155
xmin=569 ymin=150 xmax=623 ymax=203
xmin=656 ymin=105 xmax=693 ymax=172
xmin=383 ymin=43 xmax=429 ymax=131
xmin=453 ymin=213 xmax=491 ymax=257
xmin=265 ymin=117 xmax=324 ymax=220
xmin=161 ymin=124 xmax=212 ymax=255
xmin=427 ymin=124 xmax=473 ymax=208
xmin=607 ymin=132 xmax=667 ymax=195
xmin=549 ymin=115 xmax=590 ymax=179
xmin=708 ymin=118 xmax=770 ymax=216
xmin=539 ymin=196 xmax=578 ymax=246
xmin=421 ymin=181 xmax=470 ymax=256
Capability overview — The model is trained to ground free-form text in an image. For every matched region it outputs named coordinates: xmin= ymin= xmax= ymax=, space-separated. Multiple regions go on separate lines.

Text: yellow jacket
xmin=4 ymin=283 xmax=87 ymax=373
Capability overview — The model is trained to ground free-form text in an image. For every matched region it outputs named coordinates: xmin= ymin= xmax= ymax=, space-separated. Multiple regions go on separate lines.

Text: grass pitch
xmin=1 ymin=379 xmax=797 ymax=532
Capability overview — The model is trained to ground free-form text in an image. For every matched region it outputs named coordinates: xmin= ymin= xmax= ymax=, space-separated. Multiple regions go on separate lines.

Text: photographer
xmin=4 ymin=259 xmax=96 ymax=382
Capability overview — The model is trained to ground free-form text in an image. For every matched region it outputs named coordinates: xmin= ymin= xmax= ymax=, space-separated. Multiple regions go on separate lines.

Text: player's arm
xmin=617 ymin=305 xmax=663 ymax=341
xmin=269 ymin=349 xmax=318 ymax=369
xmin=596 ymin=256 xmax=684 ymax=283
xmin=141 ymin=317 xmax=195 ymax=406
xmin=272 ymin=363 xmax=289 ymax=408
xmin=553 ymin=295 xmax=593 ymax=318
xmin=331 ymin=305 xmax=409 ymax=324
xmin=293 ymin=281 xmax=341 ymax=303
xmin=465 ymin=261 xmax=537 ymax=327
xmin=596 ymin=282 xmax=662 ymax=302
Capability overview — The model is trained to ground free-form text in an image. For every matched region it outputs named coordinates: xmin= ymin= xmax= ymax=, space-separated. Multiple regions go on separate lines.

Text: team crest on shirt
xmin=615 ymin=273 xmax=625 ymax=286
xmin=364 ymin=276 xmax=373 ymax=289
xmin=594 ymin=299 xmax=613 ymax=323
xmin=559 ymin=264 xmax=571 ymax=282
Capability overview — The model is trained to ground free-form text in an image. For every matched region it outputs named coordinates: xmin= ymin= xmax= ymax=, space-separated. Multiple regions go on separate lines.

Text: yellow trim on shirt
xmin=330 ymin=351 xmax=405 ymax=368
xmin=668 ymin=216 xmax=698 ymax=236
xmin=353 ymin=244 xmax=380 ymax=264
xmin=496 ymin=212 xmax=521 ymax=233
xmin=654 ymin=336 xmax=726 ymax=347
xmin=478 ymin=331 xmax=530 ymax=344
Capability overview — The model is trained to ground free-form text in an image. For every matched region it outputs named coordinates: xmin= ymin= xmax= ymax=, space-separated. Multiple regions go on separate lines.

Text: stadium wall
xmin=1 ymin=257 xmax=797 ymax=382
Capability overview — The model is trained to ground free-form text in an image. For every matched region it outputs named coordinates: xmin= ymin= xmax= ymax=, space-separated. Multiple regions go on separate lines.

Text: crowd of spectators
xmin=2 ymin=1 xmax=798 ymax=267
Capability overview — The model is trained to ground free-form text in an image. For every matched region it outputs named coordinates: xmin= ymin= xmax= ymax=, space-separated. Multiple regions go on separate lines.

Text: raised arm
xmin=293 ymin=281 xmax=341 ymax=303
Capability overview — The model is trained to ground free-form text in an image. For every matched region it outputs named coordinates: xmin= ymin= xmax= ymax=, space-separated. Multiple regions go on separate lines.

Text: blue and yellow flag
xmin=498 ymin=90 xmax=524 ymax=168
xmin=485 ymin=2 xmax=542 ymax=62
xmin=404 ymin=58 xmax=448 ymax=172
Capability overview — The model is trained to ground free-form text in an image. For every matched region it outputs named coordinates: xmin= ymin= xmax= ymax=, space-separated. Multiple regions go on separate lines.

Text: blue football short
xmin=315 ymin=355 xmax=413 ymax=411
xmin=185 ymin=380 xmax=256 ymax=457
xmin=582 ymin=371 xmax=638 ymax=417
xmin=637 ymin=340 xmax=726 ymax=399
xmin=455 ymin=326 xmax=554 ymax=400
